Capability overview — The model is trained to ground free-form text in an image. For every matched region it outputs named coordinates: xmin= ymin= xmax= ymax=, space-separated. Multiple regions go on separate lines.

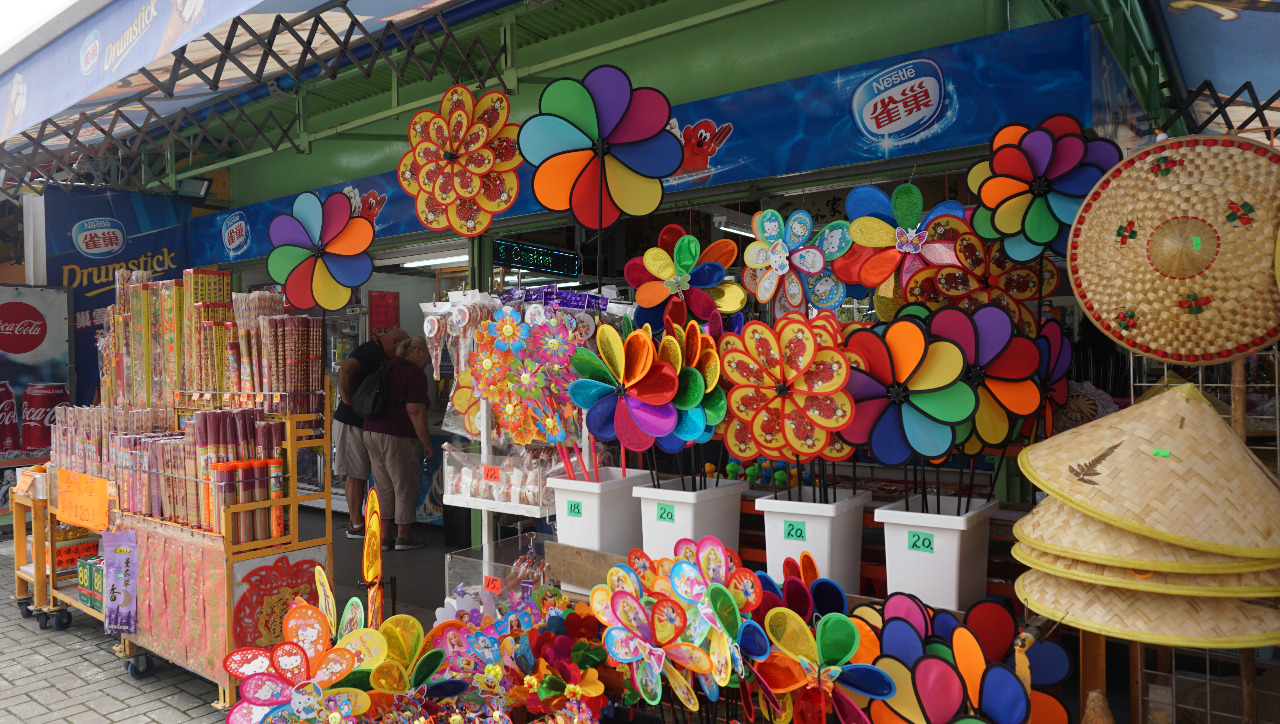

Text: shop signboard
xmin=42 ymin=188 xmax=190 ymax=404
xmin=189 ymin=15 xmax=1100 ymax=266
xmin=0 ymin=284 xmax=70 ymax=452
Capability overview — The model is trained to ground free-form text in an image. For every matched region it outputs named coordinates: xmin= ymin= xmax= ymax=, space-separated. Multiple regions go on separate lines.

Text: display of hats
xmin=1016 ymin=569 xmax=1280 ymax=648
xmin=1068 ymin=135 xmax=1280 ymax=365
xmin=1019 ymin=384 xmax=1280 ymax=559
xmin=1013 ymin=543 xmax=1280 ymax=598
xmin=1014 ymin=497 xmax=1278 ymax=574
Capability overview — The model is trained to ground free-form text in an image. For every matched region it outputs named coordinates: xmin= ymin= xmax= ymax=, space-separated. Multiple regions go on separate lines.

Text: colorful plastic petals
xmin=891 ymin=184 xmax=924 ymax=230
xmin=269 ymin=212 xmax=315 ymax=249
xmin=541 ymin=78 xmax=599 ymax=139
xmin=267 ymin=245 xmax=311 ymax=284
xmin=291 ymin=192 xmax=324 ymax=243
xmin=518 ymin=114 xmax=592 ymax=166
xmin=586 ymin=394 xmax=619 ymax=441
xmin=881 ymin=619 xmax=925 ymax=667
xmin=978 ymin=664 xmax=1031 ymax=724
xmin=816 ymin=614 xmax=860 ymax=667
xmin=533 ymin=149 xmax=593 ymax=211
xmin=324 ymin=250 xmax=374 ymax=288
xmin=606 ymin=155 xmax=665 ymax=216
xmin=610 ymin=86 xmax=673 ymax=145
xmin=313 ymin=256 xmax=355 ymax=310
xmin=913 ymin=657 xmax=965 ymax=724
xmin=965 ymin=601 xmax=1018 ymax=661
xmin=874 ymin=656 xmax=923 ymax=724
xmin=611 ymin=131 xmax=684 ymax=178
xmin=1011 ymin=640 xmax=1071 ymax=687
xmin=883 ymin=592 xmax=931 ymax=638
xmin=318 ymin=192 xmax=350 ymax=244
xmin=846 ymin=185 xmax=894 ymax=223
xmin=571 ymin=347 xmax=617 ymax=385
xmin=283 ymin=256 xmax=318 ymax=309
xmin=570 ymin=379 xmax=616 ymax=410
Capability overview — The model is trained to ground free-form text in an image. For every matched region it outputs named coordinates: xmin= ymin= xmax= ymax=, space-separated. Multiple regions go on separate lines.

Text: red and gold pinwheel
xmin=398 ymin=85 xmax=523 ymax=236
xmin=721 ymin=318 xmax=853 ymax=461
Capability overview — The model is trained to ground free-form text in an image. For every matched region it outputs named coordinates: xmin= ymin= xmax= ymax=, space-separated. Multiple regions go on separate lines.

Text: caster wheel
xmin=127 ymin=655 xmax=154 ymax=680
xmin=36 ymin=611 xmax=50 ymax=630
xmin=16 ymin=600 xmax=32 ymax=618
xmin=52 ymin=610 xmax=72 ymax=630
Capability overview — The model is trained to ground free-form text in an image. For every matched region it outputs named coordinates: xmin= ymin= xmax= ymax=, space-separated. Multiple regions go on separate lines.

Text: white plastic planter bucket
xmin=755 ymin=488 xmax=871 ymax=593
xmin=632 ymin=479 xmax=748 ymax=560
xmin=547 ymin=468 xmax=649 ymax=556
xmin=874 ymin=496 xmax=997 ymax=610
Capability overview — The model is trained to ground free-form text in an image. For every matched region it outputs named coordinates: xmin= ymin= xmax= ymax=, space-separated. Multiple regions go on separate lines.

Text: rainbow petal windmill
xmin=267 ymin=192 xmax=374 ymax=310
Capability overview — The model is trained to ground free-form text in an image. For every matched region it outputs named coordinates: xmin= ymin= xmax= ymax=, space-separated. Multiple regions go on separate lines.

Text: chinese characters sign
xmin=103 ymin=530 xmax=138 ymax=634
xmin=368 ymin=291 xmax=400 ymax=337
xmin=56 ymin=469 xmax=110 ymax=532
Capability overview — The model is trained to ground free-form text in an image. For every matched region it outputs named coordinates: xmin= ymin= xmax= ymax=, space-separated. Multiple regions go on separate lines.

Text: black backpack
xmin=351 ymin=360 xmax=394 ymax=419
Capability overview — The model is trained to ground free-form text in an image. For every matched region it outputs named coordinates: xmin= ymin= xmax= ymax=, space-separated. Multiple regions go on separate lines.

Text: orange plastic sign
xmin=483 ymin=466 xmax=500 ymax=482
xmin=56 ymin=469 xmax=109 ymax=532
xmin=483 ymin=576 xmax=501 ymax=594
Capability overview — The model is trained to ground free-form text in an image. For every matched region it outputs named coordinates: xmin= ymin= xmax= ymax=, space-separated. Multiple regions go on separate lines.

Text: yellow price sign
xmin=56 ymin=469 xmax=110 ymax=532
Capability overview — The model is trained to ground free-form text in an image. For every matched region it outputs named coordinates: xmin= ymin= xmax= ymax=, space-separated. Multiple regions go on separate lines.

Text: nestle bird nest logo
xmin=81 ymin=31 xmax=101 ymax=75
xmin=72 ymin=217 xmax=127 ymax=259
xmin=9 ymin=73 xmax=26 ymax=120
xmin=851 ymin=59 xmax=945 ymax=141
xmin=222 ymin=211 xmax=250 ymax=256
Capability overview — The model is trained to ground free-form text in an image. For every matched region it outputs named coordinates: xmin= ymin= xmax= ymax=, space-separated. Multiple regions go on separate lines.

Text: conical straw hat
xmin=1019 ymin=384 xmax=1280 ymax=559
xmin=1013 ymin=543 xmax=1280 ymax=597
xmin=1014 ymin=497 xmax=1279 ymax=574
xmin=1016 ymin=570 xmax=1280 ymax=648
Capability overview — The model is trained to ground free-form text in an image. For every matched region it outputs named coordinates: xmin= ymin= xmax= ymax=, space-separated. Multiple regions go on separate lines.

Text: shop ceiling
xmin=0 ymin=0 xmax=1273 ymax=207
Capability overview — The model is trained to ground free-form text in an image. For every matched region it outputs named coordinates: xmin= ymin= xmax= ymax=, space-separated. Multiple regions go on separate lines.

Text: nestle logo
xmin=81 ymin=31 xmax=100 ymax=75
xmin=0 ymin=302 xmax=48 ymax=354
xmin=71 ymin=217 xmax=127 ymax=258
xmin=852 ymin=59 xmax=945 ymax=141
xmin=222 ymin=211 xmax=249 ymax=255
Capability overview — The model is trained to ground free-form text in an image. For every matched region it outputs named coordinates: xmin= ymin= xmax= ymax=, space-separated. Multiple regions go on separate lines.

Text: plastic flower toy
xmin=904 ymin=231 xmax=1058 ymax=335
xmin=842 ymin=317 xmax=977 ymax=465
xmin=599 ymin=592 xmax=712 ymax=708
xmin=741 ymin=210 xmax=824 ymax=313
xmin=530 ymin=323 xmax=575 ymax=367
xmin=653 ymin=321 xmax=726 ymax=453
xmin=1032 ymin=318 xmax=1072 ymax=437
xmin=471 ymin=345 xmax=512 ymax=396
xmin=398 ymin=84 xmax=523 ymax=236
xmin=536 ymin=411 xmax=568 ymax=445
xmin=518 ymin=65 xmax=682 ymax=228
xmin=508 ymin=358 xmax=547 ymax=399
xmin=267 ymin=192 xmax=374 ymax=310
xmin=567 ymin=326 xmax=678 ymax=452
xmin=627 ymin=224 xmax=746 ymax=334
xmin=720 ymin=317 xmax=854 ymax=461
xmin=832 ymin=183 xmax=963 ymax=302
xmin=489 ymin=307 xmax=529 ymax=353
xmin=449 ymin=370 xmax=483 ymax=437
xmin=967 ymin=113 xmax=1122 ymax=261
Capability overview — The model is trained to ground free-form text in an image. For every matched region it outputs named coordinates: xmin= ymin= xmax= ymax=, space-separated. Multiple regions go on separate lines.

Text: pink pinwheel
xmin=741 ymin=210 xmax=825 ymax=316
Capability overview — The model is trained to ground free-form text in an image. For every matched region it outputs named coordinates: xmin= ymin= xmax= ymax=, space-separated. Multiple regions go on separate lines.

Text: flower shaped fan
xmin=966 ymin=114 xmax=1121 ymax=262
xmin=518 ymin=65 xmax=682 ymax=229
xmin=268 ymin=192 xmax=374 ymax=310
xmin=398 ymin=85 xmax=523 ymax=236
xmin=742 ymin=210 xmax=824 ymax=316
xmin=653 ymin=321 xmax=726 ymax=453
xmin=627 ymin=224 xmax=747 ymax=335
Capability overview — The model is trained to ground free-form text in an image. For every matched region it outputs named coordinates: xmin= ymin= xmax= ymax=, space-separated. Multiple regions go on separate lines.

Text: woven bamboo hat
xmin=1018 ymin=384 xmax=1280 ymax=559
xmin=1014 ymin=497 xmax=1279 ymax=574
xmin=1016 ymin=570 xmax=1280 ymax=648
xmin=1068 ymin=135 xmax=1280 ymax=365
xmin=1013 ymin=543 xmax=1280 ymax=597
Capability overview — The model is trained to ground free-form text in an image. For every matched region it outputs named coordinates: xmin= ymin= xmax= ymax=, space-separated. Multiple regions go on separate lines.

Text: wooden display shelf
xmin=10 ymin=494 xmax=48 ymax=615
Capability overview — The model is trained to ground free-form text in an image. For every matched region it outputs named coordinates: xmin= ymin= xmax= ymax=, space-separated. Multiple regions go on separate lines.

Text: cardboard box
xmin=77 ymin=556 xmax=103 ymax=612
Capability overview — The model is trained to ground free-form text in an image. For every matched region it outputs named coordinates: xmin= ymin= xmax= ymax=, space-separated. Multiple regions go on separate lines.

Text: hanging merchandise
xmin=398 ymin=84 xmax=523 ymax=236
xmin=266 ymin=192 xmax=374 ymax=310
xmin=626 ymin=224 xmax=746 ymax=336
xmin=740 ymin=209 xmax=823 ymax=317
xmin=1068 ymin=135 xmax=1280 ymax=364
xmin=966 ymin=113 xmax=1122 ymax=262
xmin=518 ymin=65 xmax=682 ymax=229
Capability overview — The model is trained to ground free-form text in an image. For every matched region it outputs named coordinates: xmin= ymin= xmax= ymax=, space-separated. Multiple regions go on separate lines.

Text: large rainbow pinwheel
xmin=627 ymin=224 xmax=746 ymax=335
xmin=398 ymin=85 xmax=523 ymax=236
xmin=267 ymin=192 xmax=374 ymax=310
xmin=518 ymin=65 xmax=682 ymax=229
xmin=966 ymin=114 xmax=1121 ymax=262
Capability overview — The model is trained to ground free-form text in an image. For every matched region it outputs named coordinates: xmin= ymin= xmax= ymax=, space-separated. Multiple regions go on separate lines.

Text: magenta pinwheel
xmin=967 ymin=113 xmax=1122 ymax=261
xmin=567 ymin=326 xmax=678 ymax=452
xmin=267 ymin=192 xmax=373 ymax=310
xmin=627 ymin=223 xmax=747 ymax=335
xmin=517 ymin=65 xmax=682 ymax=229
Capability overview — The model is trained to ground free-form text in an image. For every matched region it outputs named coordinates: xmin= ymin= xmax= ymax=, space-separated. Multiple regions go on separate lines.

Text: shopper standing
xmin=334 ymin=327 xmax=408 ymax=538
xmin=363 ymin=335 xmax=435 ymax=550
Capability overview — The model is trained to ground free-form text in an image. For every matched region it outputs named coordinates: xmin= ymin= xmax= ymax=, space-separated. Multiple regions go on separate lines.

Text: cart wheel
xmin=52 ymin=609 xmax=72 ymax=630
xmin=16 ymin=599 xmax=32 ymax=618
xmin=126 ymin=655 xmax=154 ymax=680
xmin=35 ymin=611 xmax=50 ymax=630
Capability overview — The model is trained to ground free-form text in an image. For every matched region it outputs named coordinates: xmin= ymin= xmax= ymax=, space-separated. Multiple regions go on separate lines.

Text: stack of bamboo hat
xmin=1014 ymin=384 xmax=1280 ymax=648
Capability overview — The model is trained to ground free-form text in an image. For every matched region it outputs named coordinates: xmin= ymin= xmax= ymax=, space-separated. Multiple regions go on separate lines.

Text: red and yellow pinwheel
xmin=398 ymin=85 xmax=523 ymax=236
xmin=721 ymin=318 xmax=854 ymax=461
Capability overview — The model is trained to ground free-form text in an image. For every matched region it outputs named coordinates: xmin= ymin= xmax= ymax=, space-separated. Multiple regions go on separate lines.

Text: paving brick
xmin=7 ymin=699 xmax=51 ymax=718
xmin=81 ymin=650 xmax=120 ymax=666
xmin=159 ymin=690 xmax=205 ymax=713
xmin=142 ymin=705 xmax=190 ymax=724
xmin=66 ymin=711 xmax=111 ymax=724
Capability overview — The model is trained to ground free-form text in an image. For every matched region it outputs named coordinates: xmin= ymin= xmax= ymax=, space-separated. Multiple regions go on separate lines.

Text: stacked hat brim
xmin=1015 ymin=384 xmax=1280 ymax=647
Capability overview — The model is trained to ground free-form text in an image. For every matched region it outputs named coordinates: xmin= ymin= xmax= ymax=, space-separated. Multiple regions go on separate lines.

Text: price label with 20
xmin=907 ymin=530 xmax=935 ymax=553
xmin=656 ymin=503 xmax=675 ymax=523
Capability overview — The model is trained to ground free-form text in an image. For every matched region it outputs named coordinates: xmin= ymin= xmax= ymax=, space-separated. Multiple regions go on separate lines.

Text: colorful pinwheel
xmin=567 ymin=326 xmax=678 ymax=452
xmin=627 ymin=224 xmax=746 ymax=335
xmin=518 ymin=65 xmax=682 ymax=229
xmin=904 ymin=231 xmax=1058 ymax=335
xmin=600 ymin=592 xmax=713 ymax=708
xmin=721 ymin=317 xmax=854 ymax=461
xmin=653 ymin=321 xmax=725 ymax=452
xmin=489 ymin=307 xmax=529 ymax=354
xmin=398 ymin=85 xmax=523 ymax=236
xmin=831 ymin=183 xmax=963 ymax=306
xmin=741 ymin=210 xmax=824 ymax=316
xmin=530 ymin=322 xmax=575 ymax=367
xmin=842 ymin=318 xmax=977 ymax=465
xmin=966 ymin=113 xmax=1122 ymax=261
xmin=928 ymin=306 xmax=1042 ymax=449
xmin=267 ymin=192 xmax=374 ymax=310
xmin=1033 ymin=318 xmax=1072 ymax=437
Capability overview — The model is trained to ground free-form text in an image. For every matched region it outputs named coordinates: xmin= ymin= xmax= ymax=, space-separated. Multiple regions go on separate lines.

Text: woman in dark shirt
xmin=363 ymin=336 xmax=435 ymax=550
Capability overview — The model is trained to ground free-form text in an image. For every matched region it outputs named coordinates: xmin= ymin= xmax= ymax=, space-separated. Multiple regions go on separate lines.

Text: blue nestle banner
xmin=189 ymin=16 xmax=1093 ymax=267
xmin=43 ymin=188 xmax=190 ymax=404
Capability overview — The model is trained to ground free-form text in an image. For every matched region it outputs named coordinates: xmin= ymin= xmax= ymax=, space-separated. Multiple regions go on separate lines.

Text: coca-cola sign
xmin=0 ymin=302 xmax=47 ymax=354
xmin=0 ymin=398 xmax=14 ymax=426
xmin=20 ymin=404 xmax=54 ymax=426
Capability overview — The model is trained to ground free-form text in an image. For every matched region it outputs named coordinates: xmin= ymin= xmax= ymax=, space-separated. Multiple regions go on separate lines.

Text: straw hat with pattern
xmin=1018 ymin=384 xmax=1280 ymax=559
xmin=1013 ymin=543 xmax=1280 ymax=597
xmin=1068 ymin=135 xmax=1280 ymax=365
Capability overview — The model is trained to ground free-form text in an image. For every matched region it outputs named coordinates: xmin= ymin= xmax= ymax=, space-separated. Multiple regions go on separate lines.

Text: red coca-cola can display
xmin=0 ymin=382 xmax=17 ymax=451
xmin=20 ymin=382 xmax=68 ymax=450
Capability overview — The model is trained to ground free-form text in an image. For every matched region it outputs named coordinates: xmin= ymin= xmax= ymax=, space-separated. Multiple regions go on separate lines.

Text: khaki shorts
xmin=363 ymin=430 xmax=422 ymax=526
xmin=332 ymin=420 xmax=371 ymax=479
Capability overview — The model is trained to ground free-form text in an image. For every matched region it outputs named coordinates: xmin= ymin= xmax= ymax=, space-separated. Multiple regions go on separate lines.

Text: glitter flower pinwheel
xmin=627 ymin=224 xmax=746 ymax=336
xmin=518 ymin=65 xmax=682 ymax=229
xmin=831 ymin=183 xmax=963 ymax=308
xmin=842 ymin=318 xmax=977 ymax=465
xmin=508 ymin=358 xmax=548 ymax=399
xmin=967 ymin=113 xmax=1122 ymax=261
xmin=721 ymin=317 xmax=853 ymax=461
xmin=489 ymin=307 xmax=529 ymax=354
xmin=568 ymin=326 xmax=678 ymax=453
xmin=741 ymin=210 xmax=824 ymax=316
xmin=530 ymin=322 xmax=575 ymax=367
xmin=653 ymin=320 xmax=726 ymax=453
xmin=267 ymin=191 xmax=374 ymax=310
xmin=600 ymin=592 xmax=712 ymax=708
xmin=398 ymin=85 xmax=523 ymax=236
xmin=535 ymin=410 xmax=568 ymax=445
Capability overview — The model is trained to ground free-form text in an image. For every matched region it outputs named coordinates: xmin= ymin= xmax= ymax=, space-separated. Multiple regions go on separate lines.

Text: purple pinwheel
xmin=1034 ymin=318 xmax=1072 ymax=436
